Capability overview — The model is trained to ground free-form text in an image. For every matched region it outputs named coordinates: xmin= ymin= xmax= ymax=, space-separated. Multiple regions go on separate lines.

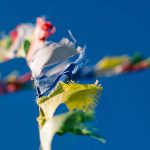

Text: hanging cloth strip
xmin=34 ymin=47 xmax=86 ymax=98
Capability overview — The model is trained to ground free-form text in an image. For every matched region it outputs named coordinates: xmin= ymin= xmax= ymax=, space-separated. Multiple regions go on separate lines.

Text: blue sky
xmin=0 ymin=0 xmax=150 ymax=149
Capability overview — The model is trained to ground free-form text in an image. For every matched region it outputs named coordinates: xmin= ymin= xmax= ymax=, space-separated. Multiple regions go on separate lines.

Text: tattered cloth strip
xmin=40 ymin=111 xmax=106 ymax=150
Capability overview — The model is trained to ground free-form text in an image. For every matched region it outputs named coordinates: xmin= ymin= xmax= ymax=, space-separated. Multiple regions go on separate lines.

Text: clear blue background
xmin=0 ymin=0 xmax=150 ymax=149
